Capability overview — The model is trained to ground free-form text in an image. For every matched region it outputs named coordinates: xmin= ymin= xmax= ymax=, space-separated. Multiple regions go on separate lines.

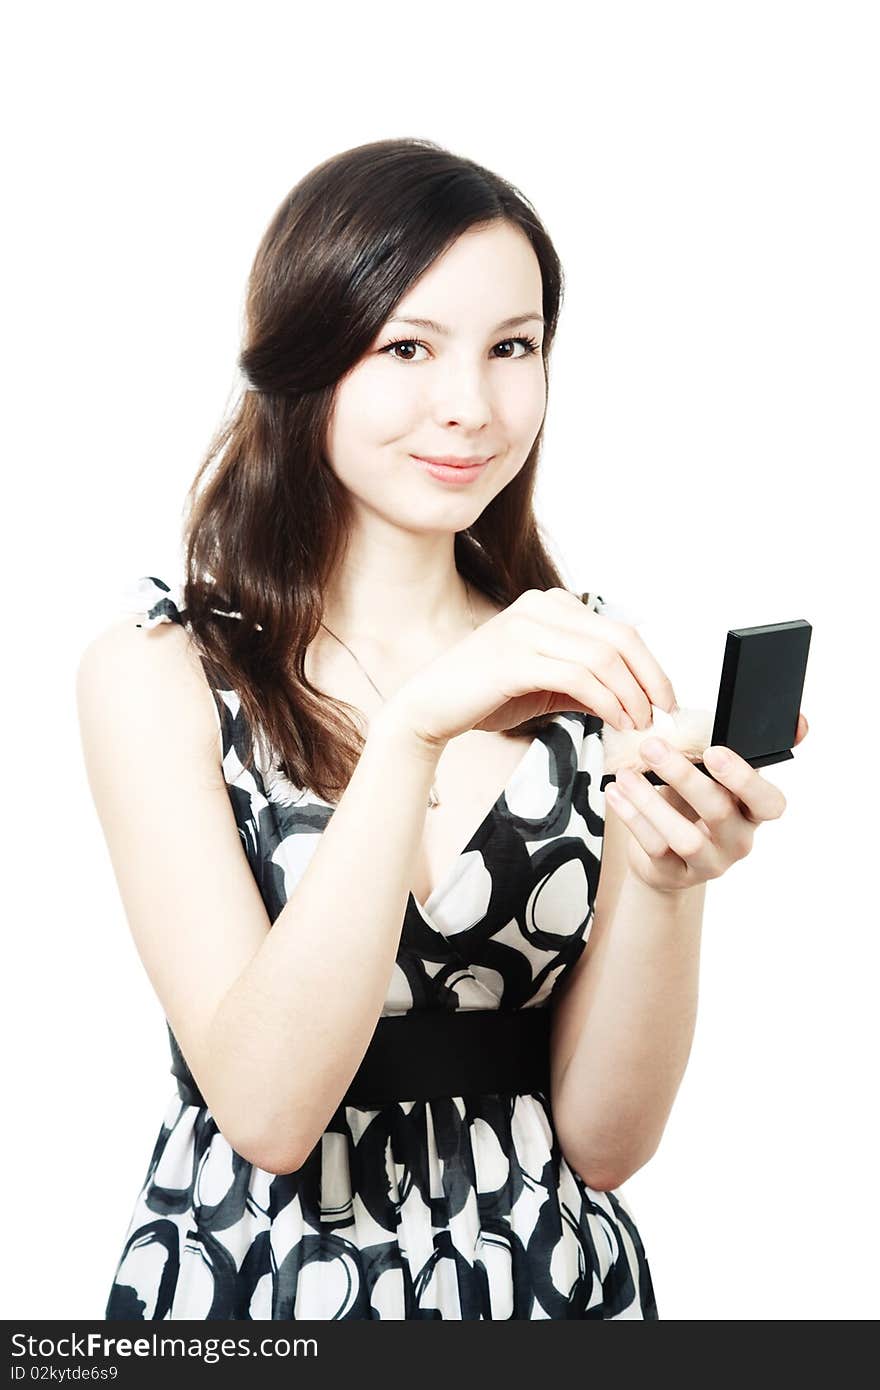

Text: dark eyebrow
xmin=386 ymin=313 xmax=545 ymax=336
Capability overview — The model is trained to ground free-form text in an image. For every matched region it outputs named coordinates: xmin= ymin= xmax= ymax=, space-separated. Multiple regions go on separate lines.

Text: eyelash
xmin=379 ymin=334 xmax=542 ymax=363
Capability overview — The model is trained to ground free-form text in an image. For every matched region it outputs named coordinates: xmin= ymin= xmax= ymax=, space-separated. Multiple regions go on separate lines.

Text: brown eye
xmin=379 ymin=336 xmax=541 ymax=362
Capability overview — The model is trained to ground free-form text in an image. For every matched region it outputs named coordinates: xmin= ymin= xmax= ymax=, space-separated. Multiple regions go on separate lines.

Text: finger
xmin=605 ymin=785 xmax=704 ymax=890
xmin=528 ymin=598 xmax=655 ymax=728
xmin=793 ymin=711 xmax=808 ymax=746
xmin=554 ymin=587 xmax=678 ymax=715
xmin=538 ymin=590 xmax=678 ymax=726
xmin=609 ymin=767 xmax=720 ymax=877
xmin=584 ymin=611 xmax=678 ymax=720
xmin=610 ymin=622 xmax=679 ymax=718
xmin=635 ymin=737 xmax=758 ymax=858
xmin=638 ymin=735 xmax=736 ymax=824
xmin=528 ymin=651 xmax=639 ymax=732
xmin=605 ymin=779 xmax=670 ymax=858
xmin=699 ymin=745 xmax=787 ymax=824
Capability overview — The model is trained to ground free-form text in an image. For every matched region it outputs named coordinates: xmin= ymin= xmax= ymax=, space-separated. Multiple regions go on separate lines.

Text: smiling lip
xmin=411 ymin=454 xmax=492 ymax=485
xmin=412 ymin=454 xmax=493 ymax=467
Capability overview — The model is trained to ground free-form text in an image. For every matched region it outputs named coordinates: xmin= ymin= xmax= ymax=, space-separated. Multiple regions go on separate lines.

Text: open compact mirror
xmin=600 ymin=619 xmax=812 ymax=788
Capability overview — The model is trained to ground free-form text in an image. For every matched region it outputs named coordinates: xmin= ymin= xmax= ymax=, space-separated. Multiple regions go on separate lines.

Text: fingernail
xmin=640 ymin=737 xmax=668 ymax=762
xmin=704 ymin=747 xmax=729 ymax=771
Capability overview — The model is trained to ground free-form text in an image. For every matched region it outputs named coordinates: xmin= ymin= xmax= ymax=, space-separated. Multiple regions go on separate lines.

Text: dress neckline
xmin=265 ymin=711 xmax=575 ymax=928
xmin=409 ymin=713 xmax=566 ymax=923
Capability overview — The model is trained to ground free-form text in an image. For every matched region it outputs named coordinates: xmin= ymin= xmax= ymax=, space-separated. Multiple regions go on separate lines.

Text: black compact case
xmin=633 ymin=618 xmax=812 ymax=788
xmin=710 ymin=619 xmax=812 ymax=769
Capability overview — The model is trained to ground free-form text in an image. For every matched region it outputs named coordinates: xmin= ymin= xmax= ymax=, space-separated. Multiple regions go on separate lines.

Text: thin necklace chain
xmin=319 ymin=579 xmax=477 ymax=808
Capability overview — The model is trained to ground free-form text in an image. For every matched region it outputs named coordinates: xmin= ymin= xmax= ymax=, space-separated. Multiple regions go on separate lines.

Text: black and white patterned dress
xmin=104 ymin=575 xmax=659 ymax=1320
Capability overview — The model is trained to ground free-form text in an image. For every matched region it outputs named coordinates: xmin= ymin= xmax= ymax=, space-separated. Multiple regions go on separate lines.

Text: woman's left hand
xmin=605 ymin=712 xmax=809 ymax=893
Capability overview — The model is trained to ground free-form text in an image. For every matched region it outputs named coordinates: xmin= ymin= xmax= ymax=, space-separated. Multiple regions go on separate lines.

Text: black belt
xmin=168 ymin=1008 xmax=552 ymax=1111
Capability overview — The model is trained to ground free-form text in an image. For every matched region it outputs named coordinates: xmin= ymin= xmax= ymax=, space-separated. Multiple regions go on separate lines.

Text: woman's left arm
xmin=550 ymin=713 xmax=809 ymax=1191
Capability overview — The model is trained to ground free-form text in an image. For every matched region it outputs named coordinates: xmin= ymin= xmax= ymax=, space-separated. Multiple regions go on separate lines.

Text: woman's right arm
xmin=78 ymin=588 xmax=673 ymax=1177
xmin=76 ymin=616 xmax=444 ymax=1176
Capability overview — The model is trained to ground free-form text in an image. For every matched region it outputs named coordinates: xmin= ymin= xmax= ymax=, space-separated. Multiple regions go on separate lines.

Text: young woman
xmin=77 ymin=137 xmax=807 ymax=1320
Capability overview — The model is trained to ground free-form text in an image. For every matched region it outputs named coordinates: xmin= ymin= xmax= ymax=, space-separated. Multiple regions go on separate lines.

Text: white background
xmin=4 ymin=0 xmax=877 ymax=1321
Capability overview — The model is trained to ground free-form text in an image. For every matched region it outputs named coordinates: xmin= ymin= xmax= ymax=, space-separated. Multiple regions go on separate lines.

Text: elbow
xmin=575 ymin=1162 xmax=631 ymax=1195
xmin=240 ymin=1123 xmax=316 ymax=1175
xmin=231 ymin=1112 xmax=327 ymax=1176
xmin=212 ymin=1110 xmax=312 ymax=1176
xmin=572 ymin=1162 xmax=636 ymax=1193
xmin=566 ymin=1145 xmax=657 ymax=1193
xmin=249 ymin=1148 xmax=307 ymax=1177
xmin=226 ymin=1129 xmax=310 ymax=1176
xmin=573 ymin=1164 xmax=627 ymax=1193
xmin=202 ymin=1079 xmax=318 ymax=1175
xmin=200 ymin=1059 xmax=340 ymax=1175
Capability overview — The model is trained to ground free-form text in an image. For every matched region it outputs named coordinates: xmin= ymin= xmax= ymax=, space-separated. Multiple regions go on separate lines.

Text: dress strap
xmin=580 ymin=591 xmax=645 ymax=625
xmin=121 ymin=574 xmax=187 ymax=629
xmin=579 ymin=591 xmax=605 ymax=614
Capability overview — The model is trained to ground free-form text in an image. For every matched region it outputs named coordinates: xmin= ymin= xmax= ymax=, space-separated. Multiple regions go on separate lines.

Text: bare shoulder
xmin=76 ymin=612 xmax=223 ymax=777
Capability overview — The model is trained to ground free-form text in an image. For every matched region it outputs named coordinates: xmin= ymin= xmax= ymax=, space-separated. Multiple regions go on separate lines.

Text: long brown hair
xmin=180 ymin=136 xmax=576 ymax=803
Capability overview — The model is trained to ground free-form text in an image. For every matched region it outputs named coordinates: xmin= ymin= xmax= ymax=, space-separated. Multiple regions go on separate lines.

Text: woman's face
xmin=324 ymin=220 xmax=547 ymax=532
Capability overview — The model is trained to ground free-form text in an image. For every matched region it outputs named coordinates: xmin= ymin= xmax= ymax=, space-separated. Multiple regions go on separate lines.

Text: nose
xmin=429 ymin=364 xmax=494 ymax=430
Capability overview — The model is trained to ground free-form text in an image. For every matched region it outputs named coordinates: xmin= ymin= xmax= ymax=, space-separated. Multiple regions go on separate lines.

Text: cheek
xmin=324 ymin=379 xmax=410 ymax=494
xmin=339 ymin=372 xmax=413 ymax=438
xmin=529 ymin=366 xmax=549 ymax=415
xmin=499 ymin=370 xmax=547 ymax=459
xmin=501 ymin=367 xmax=547 ymax=428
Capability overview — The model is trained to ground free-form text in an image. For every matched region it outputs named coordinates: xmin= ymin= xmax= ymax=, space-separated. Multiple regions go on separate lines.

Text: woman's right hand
xmin=385 ymin=587 xmax=679 ymax=750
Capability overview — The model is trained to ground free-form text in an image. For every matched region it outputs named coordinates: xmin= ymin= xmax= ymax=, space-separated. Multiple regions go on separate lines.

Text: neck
xmin=320 ymin=537 xmax=475 ymax=649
